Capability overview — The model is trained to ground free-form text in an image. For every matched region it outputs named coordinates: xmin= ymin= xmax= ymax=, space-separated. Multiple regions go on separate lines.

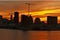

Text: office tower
xmin=21 ymin=15 xmax=33 ymax=24
xmin=21 ymin=15 xmax=28 ymax=30
xmin=21 ymin=15 xmax=28 ymax=24
xmin=14 ymin=12 xmax=19 ymax=24
xmin=28 ymin=15 xmax=33 ymax=24
xmin=47 ymin=16 xmax=57 ymax=25
xmin=21 ymin=15 xmax=33 ymax=30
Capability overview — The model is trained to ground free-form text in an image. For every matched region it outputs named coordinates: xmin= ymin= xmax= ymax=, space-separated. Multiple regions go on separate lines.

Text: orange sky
xmin=0 ymin=1 xmax=60 ymax=23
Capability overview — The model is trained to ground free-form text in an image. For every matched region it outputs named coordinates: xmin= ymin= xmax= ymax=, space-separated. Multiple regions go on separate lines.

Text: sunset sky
xmin=0 ymin=1 xmax=60 ymax=23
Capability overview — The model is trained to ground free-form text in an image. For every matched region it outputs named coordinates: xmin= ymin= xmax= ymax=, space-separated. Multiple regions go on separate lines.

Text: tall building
xmin=47 ymin=16 xmax=57 ymax=25
xmin=14 ymin=12 xmax=19 ymax=24
xmin=21 ymin=15 xmax=33 ymax=24
xmin=21 ymin=15 xmax=28 ymax=24
xmin=10 ymin=15 xmax=13 ymax=21
xmin=21 ymin=15 xmax=33 ymax=30
xmin=28 ymin=15 xmax=33 ymax=24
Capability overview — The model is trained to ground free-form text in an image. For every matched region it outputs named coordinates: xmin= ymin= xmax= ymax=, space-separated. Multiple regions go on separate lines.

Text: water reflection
xmin=0 ymin=29 xmax=60 ymax=40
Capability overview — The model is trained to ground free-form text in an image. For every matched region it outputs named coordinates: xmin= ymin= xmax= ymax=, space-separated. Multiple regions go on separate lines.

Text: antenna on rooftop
xmin=25 ymin=2 xmax=31 ymax=16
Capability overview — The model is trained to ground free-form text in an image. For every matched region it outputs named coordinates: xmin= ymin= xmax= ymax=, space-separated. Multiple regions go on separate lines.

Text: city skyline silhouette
xmin=0 ymin=1 xmax=60 ymax=31
xmin=0 ymin=11 xmax=59 ymax=31
xmin=1 ymin=1 xmax=60 ymax=23
xmin=0 ymin=1 xmax=60 ymax=40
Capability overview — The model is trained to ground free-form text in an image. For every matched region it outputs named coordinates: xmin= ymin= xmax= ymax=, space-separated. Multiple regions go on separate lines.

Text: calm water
xmin=0 ymin=29 xmax=60 ymax=40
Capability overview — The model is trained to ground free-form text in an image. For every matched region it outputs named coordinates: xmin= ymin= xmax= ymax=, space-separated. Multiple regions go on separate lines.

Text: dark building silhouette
xmin=28 ymin=15 xmax=33 ymax=24
xmin=34 ymin=18 xmax=41 ymax=24
xmin=2 ymin=18 xmax=9 ymax=24
xmin=0 ymin=13 xmax=59 ymax=30
xmin=47 ymin=16 xmax=57 ymax=29
xmin=21 ymin=15 xmax=33 ymax=24
xmin=47 ymin=16 xmax=57 ymax=25
xmin=14 ymin=12 xmax=19 ymax=24
xmin=32 ymin=18 xmax=42 ymax=30
xmin=27 ymin=15 xmax=33 ymax=30
xmin=10 ymin=15 xmax=13 ymax=21
xmin=0 ymin=15 xmax=3 ymax=24
xmin=9 ymin=14 xmax=14 ymax=24
xmin=21 ymin=15 xmax=33 ymax=30
xmin=21 ymin=15 xmax=28 ymax=24
xmin=21 ymin=15 xmax=29 ymax=30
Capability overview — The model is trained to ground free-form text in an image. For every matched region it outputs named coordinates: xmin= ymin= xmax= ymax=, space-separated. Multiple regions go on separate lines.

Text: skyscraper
xmin=21 ymin=15 xmax=28 ymax=24
xmin=14 ymin=12 xmax=19 ymax=24
xmin=47 ymin=16 xmax=57 ymax=29
xmin=21 ymin=15 xmax=33 ymax=25
xmin=21 ymin=15 xmax=33 ymax=30
xmin=28 ymin=15 xmax=33 ymax=24
xmin=47 ymin=16 xmax=57 ymax=25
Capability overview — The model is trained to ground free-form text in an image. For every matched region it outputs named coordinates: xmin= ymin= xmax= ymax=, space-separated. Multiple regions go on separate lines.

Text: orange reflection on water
xmin=29 ymin=31 xmax=60 ymax=40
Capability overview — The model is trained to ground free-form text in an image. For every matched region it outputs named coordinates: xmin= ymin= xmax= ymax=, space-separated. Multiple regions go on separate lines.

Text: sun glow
xmin=28 ymin=9 xmax=60 ymax=23
xmin=1 ymin=9 xmax=60 ymax=23
xmin=30 ymin=9 xmax=60 ymax=16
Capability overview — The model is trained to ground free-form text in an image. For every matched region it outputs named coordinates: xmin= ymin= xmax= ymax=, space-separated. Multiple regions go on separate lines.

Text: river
xmin=0 ymin=29 xmax=60 ymax=40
